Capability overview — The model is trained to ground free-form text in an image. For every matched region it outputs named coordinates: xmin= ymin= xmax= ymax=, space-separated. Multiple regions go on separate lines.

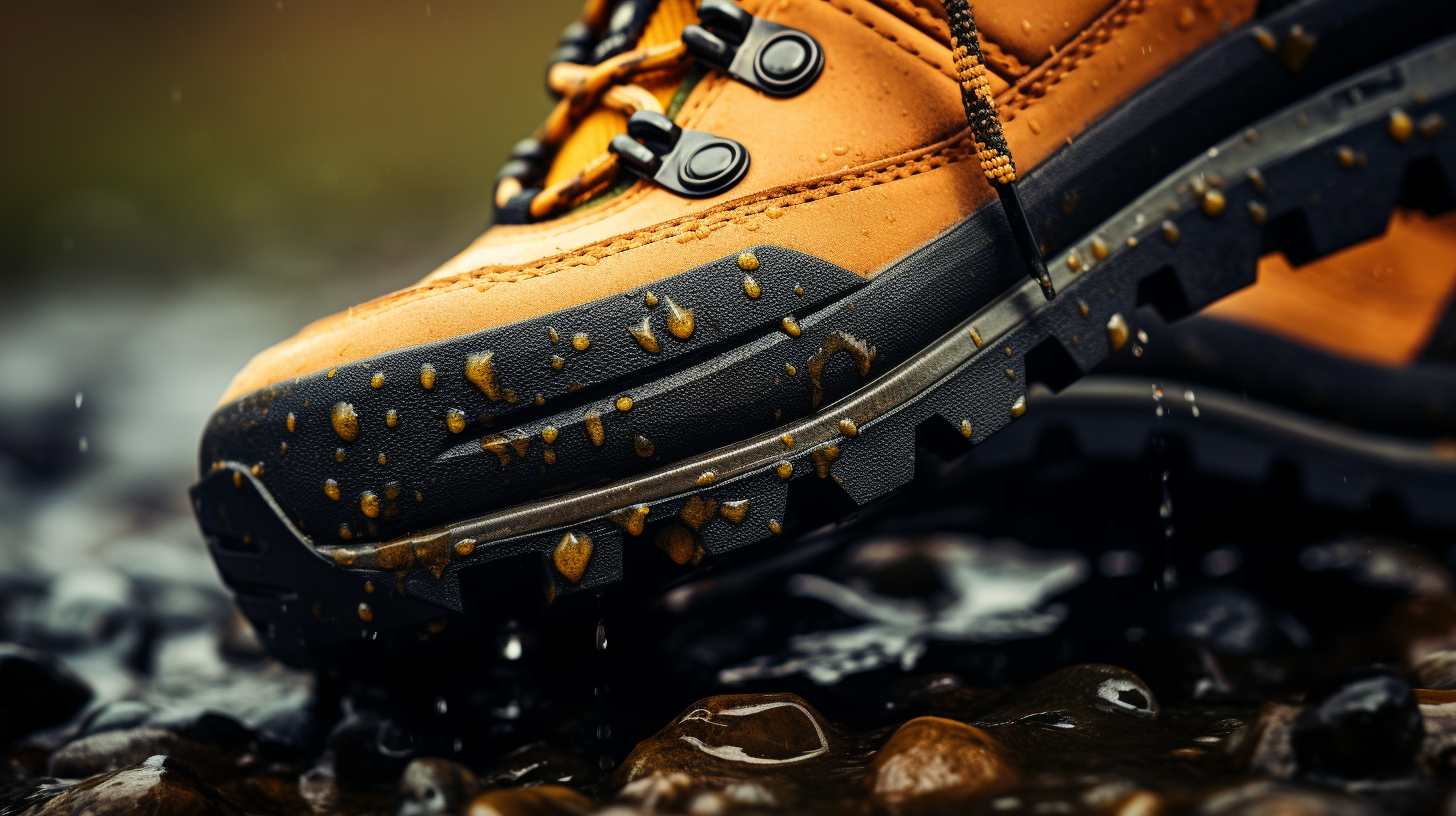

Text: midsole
xmin=331 ymin=35 xmax=1456 ymax=564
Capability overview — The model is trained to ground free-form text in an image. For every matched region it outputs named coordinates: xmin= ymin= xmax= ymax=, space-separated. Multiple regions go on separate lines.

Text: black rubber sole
xmin=193 ymin=13 xmax=1456 ymax=665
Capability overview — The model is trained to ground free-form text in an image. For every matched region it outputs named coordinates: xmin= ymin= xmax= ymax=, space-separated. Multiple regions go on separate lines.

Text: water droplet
xmin=360 ymin=491 xmax=380 ymax=518
xmin=1010 ymin=395 xmax=1027 ymax=418
xmin=806 ymin=332 xmax=876 ymax=408
xmin=584 ymin=411 xmax=605 ymax=446
xmin=335 ymin=447 xmax=346 ymax=462
xmin=697 ymin=471 xmax=716 ymax=485
xmin=630 ymin=316 xmax=660 ymax=353
xmin=364 ymin=580 xmax=374 ymax=592
xmin=616 ymin=396 xmax=633 ymax=412
xmin=331 ymin=402 xmax=360 ymax=441
xmin=74 ymin=392 xmax=83 ymax=409
xmin=1160 ymin=220 xmax=1180 ymax=245
xmin=1251 ymin=24 xmax=1276 ymax=52
xmin=608 ymin=504 xmax=650 ymax=535
xmin=1336 ymin=145 xmax=1356 ymax=168
xmin=634 ymin=435 xmax=654 ymax=457
xmin=573 ymin=333 xmax=590 ymax=352
xmin=1201 ymin=189 xmax=1226 ymax=217
xmin=286 ymin=412 xmax=296 ymax=432
xmin=656 ymin=524 xmax=701 ymax=565
xmin=742 ymin=275 xmax=762 ymax=298
xmin=1066 ymin=251 xmax=1083 ymax=272
xmin=324 ymin=479 xmax=341 ymax=500
xmin=327 ymin=368 xmax=337 ymax=378
xmin=969 ymin=327 xmax=983 ymax=347
xmin=504 ymin=634 xmax=523 ymax=660
xmin=1091 ymin=236 xmax=1109 ymax=260
xmin=446 ymin=408 xmax=467 ymax=433
xmin=551 ymin=355 xmax=566 ymax=371
xmin=811 ymin=445 xmax=840 ymax=478
xmin=720 ymin=500 xmax=749 ymax=523
xmin=464 ymin=352 xmax=503 ymax=400
xmin=1246 ymin=168 xmax=1266 ymax=193
xmin=1138 ymin=329 xmax=1150 ymax=345
xmin=781 ymin=316 xmax=802 ymax=337
xmin=554 ymin=531 xmax=593 ymax=583
xmin=644 ymin=292 xmax=659 ymax=307
xmin=232 ymin=470 xmax=242 ymax=488
xmin=768 ymin=519 xmax=782 ymax=534
xmin=385 ymin=409 xmax=398 ymax=428
xmin=664 ymin=297 xmax=695 ymax=340
xmin=737 ymin=251 xmax=759 ymax=271
xmin=542 ymin=425 xmax=559 ymax=444
xmin=1418 ymin=112 xmax=1447 ymax=140
xmin=1107 ymin=313 xmax=1130 ymax=351
xmin=596 ymin=620 xmax=608 ymax=651
xmin=454 ymin=538 xmax=476 ymax=556
xmin=370 ymin=371 xmax=385 ymax=389
xmin=784 ymin=363 xmax=797 ymax=376
xmin=376 ymin=452 xmax=387 ymax=466
xmin=775 ymin=460 xmax=794 ymax=479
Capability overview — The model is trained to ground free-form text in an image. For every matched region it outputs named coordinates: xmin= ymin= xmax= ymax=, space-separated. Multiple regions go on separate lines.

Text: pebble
xmin=0 ymin=642 xmax=92 ymax=745
xmin=1289 ymin=668 xmax=1423 ymax=782
xmin=397 ymin=757 xmax=481 ymax=816
xmin=865 ymin=716 xmax=1018 ymax=807
xmin=616 ymin=693 xmax=839 ymax=783
xmin=467 ymin=784 xmax=594 ymax=816
xmin=22 ymin=755 xmax=243 ymax=815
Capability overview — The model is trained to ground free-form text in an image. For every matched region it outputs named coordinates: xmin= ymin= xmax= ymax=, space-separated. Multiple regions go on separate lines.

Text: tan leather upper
xmin=220 ymin=0 xmax=1256 ymax=404
xmin=1207 ymin=209 xmax=1456 ymax=367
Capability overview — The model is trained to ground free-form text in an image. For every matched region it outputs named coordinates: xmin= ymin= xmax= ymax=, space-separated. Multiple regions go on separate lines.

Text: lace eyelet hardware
xmin=683 ymin=0 xmax=824 ymax=97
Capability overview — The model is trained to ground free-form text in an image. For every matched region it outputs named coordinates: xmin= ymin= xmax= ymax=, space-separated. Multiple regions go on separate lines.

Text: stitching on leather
xmin=361 ymin=131 xmax=981 ymax=311
xmin=818 ymin=0 xmax=960 ymax=83
xmin=999 ymin=0 xmax=1142 ymax=116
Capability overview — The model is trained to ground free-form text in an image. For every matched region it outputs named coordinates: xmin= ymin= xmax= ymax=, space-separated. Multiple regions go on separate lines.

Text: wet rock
xmin=467 ymin=784 xmax=593 ymax=816
xmin=327 ymin=707 xmax=416 ymax=789
xmin=979 ymin=664 xmax=1159 ymax=732
xmin=1414 ymin=650 xmax=1456 ymax=690
xmin=20 ymin=755 xmax=243 ymax=815
xmin=1199 ymin=780 xmax=1378 ymax=816
xmin=617 ymin=693 xmax=841 ymax=783
xmin=865 ymin=716 xmax=1017 ymax=808
xmin=47 ymin=727 xmax=202 ymax=778
xmin=1239 ymin=702 xmax=1302 ymax=780
xmin=397 ymin=757 xmax=481 ymax=816
xmin=0 ymin=642 xmax=92 ymax=746
xmin=1289 ymin=668 xmax=1423 ymax=782
xmin=480 ymin=742 xmax=593 ymax=789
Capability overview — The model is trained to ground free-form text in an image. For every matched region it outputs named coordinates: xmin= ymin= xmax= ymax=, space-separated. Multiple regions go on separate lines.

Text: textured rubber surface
xmin=962 ymin=377 xmax=1456 ymax=529
xmin=193 ymin=13 xmax=1456 ymax=665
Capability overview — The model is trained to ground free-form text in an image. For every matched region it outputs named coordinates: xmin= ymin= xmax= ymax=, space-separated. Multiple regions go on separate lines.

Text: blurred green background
xmin=0 ymin=0 xmax=581 ymax=290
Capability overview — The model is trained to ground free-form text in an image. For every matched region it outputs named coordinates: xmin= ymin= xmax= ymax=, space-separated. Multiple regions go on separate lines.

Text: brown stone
xmin=27 ymin=755 xmax=243 ymax=816
xmin=617 ymin=693 xmax=840 ymax=784
xmin=866 ymin=717 xmax=1017 ymax=808
xmin=467 ymin=784 xmax=593 ymax=816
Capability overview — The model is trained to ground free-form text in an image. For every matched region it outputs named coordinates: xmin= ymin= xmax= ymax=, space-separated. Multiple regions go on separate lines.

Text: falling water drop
xmin=503 ymin=633 xmax=523 ymax=661
xmin=595 ymin=619 xmax=608 ymax=652
xmin=74 ymin=392 xmax=83 ymax=409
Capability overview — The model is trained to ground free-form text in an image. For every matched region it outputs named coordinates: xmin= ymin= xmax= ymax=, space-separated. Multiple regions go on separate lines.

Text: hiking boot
xmin=191 ymin=0 xmax=1456 ymax=664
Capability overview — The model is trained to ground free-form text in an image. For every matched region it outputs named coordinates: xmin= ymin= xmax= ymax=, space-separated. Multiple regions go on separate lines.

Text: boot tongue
xmin=543 ymin=0 xmax=699 ymax=188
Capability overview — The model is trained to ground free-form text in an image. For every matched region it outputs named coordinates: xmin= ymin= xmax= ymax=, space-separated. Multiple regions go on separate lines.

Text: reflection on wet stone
xmin=618 ymin=693 xmax=839 ymax=784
